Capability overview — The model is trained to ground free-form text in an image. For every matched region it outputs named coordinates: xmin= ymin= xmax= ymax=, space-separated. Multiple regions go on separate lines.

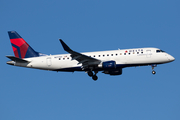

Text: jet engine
xmin=98 ymin=61 xmax=116 ymax=69
xmin=103 ymin=69 xmax=122 ymax=75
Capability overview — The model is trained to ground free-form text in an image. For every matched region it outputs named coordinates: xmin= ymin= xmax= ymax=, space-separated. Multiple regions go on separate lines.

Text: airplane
xmin=6 ymin=31 xmax=175 ymax=81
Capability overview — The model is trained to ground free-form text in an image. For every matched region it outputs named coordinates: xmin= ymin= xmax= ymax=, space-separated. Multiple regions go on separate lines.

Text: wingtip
xmin=8 ymin=31 xmax=22 ymax=39
xmin=59 ymin=39 xmax=63 ymax=42
xmin=59 ymin=39 xmax=65 ymax=45
xmin=59 ymin=39 xmax=72 ymax=52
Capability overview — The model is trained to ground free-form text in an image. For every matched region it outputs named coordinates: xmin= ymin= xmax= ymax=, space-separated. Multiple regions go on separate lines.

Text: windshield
xmin=156 ymin=50 xmax=165 ymax=53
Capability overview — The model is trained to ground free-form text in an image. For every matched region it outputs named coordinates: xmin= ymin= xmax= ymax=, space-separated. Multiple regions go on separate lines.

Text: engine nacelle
xmin=99 ymin=61 xmax=116 ymax=69
xmin=103 ymin=69 xmax=122 ymax=75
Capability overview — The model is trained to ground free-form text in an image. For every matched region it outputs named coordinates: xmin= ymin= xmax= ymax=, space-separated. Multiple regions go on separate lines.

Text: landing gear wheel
xmin=151 ymin=64 xmax=157 ymax=75
xmin=92 ymin=75 xmax=98 ymax=81
xmin=152 ymin=70 xmax=156 ymax=75
xmin=88 ymin=71 xmax=93 ymax=77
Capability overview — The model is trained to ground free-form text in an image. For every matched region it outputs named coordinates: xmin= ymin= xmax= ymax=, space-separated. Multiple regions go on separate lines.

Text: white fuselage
xmin=10 ymin=47 xmax=174 ymax=72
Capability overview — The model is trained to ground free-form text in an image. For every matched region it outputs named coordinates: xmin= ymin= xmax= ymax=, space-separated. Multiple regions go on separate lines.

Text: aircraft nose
xmin=168 ymin=55 xmax=175 ymax=62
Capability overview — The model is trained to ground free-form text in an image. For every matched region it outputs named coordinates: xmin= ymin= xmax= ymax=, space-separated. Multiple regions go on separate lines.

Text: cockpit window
xmin=156 ymin=50 xmax=165 ymax=53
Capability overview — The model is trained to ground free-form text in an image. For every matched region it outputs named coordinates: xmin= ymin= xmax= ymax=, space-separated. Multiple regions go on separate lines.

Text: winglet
xmin=59 ymin=39 xmax=72 ymax=52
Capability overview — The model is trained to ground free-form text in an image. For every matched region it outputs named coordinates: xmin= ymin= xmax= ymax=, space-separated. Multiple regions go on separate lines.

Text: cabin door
xmin=46 ymin=57 xmax=52 ymax=66
xmin=146 ymin=50 xmax=151 ymax=58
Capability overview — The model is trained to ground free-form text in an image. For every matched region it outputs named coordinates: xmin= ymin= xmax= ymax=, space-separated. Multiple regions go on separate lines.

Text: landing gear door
xmin=146 ymin=50 xmax=151 ymax=58
xmin=46 ymin=57 xmax=52 ymax=66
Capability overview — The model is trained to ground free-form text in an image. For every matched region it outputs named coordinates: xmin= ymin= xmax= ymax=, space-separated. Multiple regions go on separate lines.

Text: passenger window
xmin=107 ymin=54 xmax=109 ymax=56
xmin=99 ymin=55 xmax=100 ymax=57
xmin=124 ymin=53 xmax=126 ymax=55
xmin=141 ymin=52 xmax=143 ymax=54
xmin=120 ymin=53 xmax=122 ymax=55
xmin=129 ymin=53 xmax=130 ymax=55
xmin=116 ymin=54 xmax=118 ymax=56
xmin=111 ymin=54 xmax=113 ymax=56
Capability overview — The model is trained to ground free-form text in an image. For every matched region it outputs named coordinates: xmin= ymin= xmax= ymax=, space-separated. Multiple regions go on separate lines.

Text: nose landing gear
xmin=152 ymin=70 xmax=156 ymax=74
xmin=151 ymin=64 xmax=157 ymax=75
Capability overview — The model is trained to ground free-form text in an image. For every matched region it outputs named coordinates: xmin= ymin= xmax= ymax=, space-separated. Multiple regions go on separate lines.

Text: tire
xmin=152 ymin=70 xmax=156 ymax=75
xmin=92 ymin=75 xmax=98 ymax=81
xmin=88 ymin=71 xmax=93 ymax=77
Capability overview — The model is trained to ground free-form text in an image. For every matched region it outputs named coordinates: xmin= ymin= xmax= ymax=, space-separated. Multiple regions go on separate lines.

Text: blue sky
xmin=0 ymin=0 xmax=180 ymax=120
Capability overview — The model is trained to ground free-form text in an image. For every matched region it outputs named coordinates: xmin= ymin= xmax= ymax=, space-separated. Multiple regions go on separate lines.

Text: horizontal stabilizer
xmin=6 ymin=56 xmax=30 ymax=63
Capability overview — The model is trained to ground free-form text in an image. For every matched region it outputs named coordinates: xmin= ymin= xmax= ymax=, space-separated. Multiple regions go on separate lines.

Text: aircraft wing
xmin=59 ymin=39 xmax=101 ymax=69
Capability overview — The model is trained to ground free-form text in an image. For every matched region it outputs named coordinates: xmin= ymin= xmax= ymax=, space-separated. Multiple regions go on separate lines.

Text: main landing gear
xmin=151 ymin=64 xmax=157 ymax=75
xmin=87 ymin=71 xmax=98 ymax=81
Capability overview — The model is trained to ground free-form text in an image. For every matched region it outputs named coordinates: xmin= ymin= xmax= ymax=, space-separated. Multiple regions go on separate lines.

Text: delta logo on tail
xmin=8 ymin=31 xmax=39 ymax=59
